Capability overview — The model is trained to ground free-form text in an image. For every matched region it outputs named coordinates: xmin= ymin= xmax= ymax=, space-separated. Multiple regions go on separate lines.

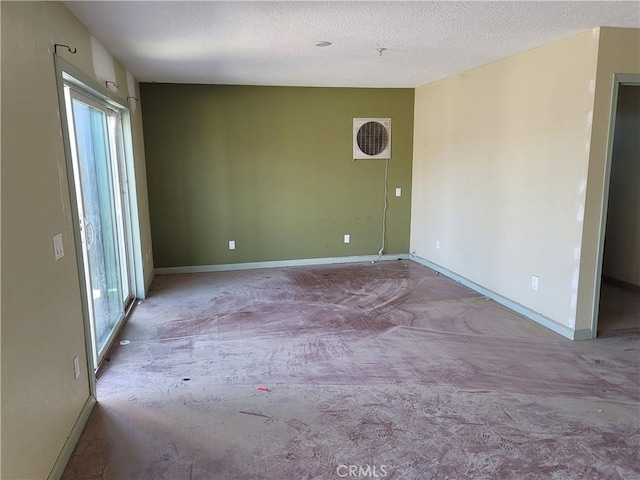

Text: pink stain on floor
xmin=63 ymin=261 xmax=640 ymax=479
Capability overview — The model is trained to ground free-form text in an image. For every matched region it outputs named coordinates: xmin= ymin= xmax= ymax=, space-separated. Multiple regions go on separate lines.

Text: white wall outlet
xmin=435 ymin=240 xmax=441 ymax=250
xmin=73 ymin=355 xmax=80 ymax=379
xmin=531 ymin=275 xmax=539 ymax=292
xmin=229 ymin=240 xmax=236 ymax=250
xmin=344 ymin=234 xmax=350 ymax=244
xmin=53 ymin=233 xmax=64 ymax=260
xmin=395 ymin=187 xmax=402 ymax=197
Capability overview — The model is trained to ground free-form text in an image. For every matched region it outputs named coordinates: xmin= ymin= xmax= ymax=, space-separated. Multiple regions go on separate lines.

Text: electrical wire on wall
xmin=374 ymin=159 xmax=390 ymax=262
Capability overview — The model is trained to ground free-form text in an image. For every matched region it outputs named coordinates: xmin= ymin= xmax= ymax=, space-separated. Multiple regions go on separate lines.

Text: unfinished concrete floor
xmin=63 ymin=261 xmax=640 ymax=479
xmin=598 ymin=281 xmax=640 ymax=337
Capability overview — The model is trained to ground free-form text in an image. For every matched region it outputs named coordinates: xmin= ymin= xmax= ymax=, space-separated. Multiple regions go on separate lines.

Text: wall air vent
xmin=353 ymin=118 xmax=391 ymax=159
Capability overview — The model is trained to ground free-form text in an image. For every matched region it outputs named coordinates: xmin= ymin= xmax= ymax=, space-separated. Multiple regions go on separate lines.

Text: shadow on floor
xmin=597 ymin=281 xmax=640 ymax=338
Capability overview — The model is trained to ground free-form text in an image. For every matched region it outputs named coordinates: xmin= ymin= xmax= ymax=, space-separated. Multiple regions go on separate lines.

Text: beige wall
xmin=1 ymin=2 xmax=152 ymax=478
xmin=602 ymin=85 xmax=640 ymax=286
xmin=577 ymin=27 xmax=640 ymax=331
xmin=411 ymin=30 xmax=601 ymax=335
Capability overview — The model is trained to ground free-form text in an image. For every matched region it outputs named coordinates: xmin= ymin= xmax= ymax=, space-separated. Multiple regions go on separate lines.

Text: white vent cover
xmin=353 ymin=118 xmax=391 ymax=159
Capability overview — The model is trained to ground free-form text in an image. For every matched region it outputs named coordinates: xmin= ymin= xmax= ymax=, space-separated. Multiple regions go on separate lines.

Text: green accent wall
xmin=141 ymin=84 xmax=414 ymax=268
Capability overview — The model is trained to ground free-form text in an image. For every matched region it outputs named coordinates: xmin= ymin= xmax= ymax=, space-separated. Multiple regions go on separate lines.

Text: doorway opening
xmin=595 ymin=79 xmax=640 ymax=337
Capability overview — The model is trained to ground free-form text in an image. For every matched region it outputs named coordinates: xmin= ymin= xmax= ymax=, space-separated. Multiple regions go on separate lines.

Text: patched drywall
xmin=90 ymin=35 xmax=116 ymax=86
xmin=126 ymin=69 xmax=138 ymax=115
xmin=411 ymin=30 xmax=600 ymax=333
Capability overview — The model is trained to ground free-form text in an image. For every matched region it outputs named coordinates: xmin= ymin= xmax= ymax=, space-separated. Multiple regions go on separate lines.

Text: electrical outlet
xmin=73 ymin=355 xmax=80 ymax=379
xmin=435 ymin=240 xmax=441 ymax=250
xmin=344 ymin=234 xmax=350 ymax=244
xmin=395 ymin=188 xmax=402 ymax=197
xmin=229 ymin=240 xmax=236 ymax=250
xmin=531 ymin=275 xmax=539 ymax=292
xmin=53 ymin=234 xmax=64 ymax=260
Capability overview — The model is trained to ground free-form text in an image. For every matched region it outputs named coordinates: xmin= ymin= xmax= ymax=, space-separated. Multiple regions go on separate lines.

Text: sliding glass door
xmin=65 ymin=87 xmax=133 ymax=367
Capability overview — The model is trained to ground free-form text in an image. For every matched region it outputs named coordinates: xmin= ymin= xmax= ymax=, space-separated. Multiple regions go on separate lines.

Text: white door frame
xmin=54 ymin=56 xmax=145 ymax=396
xmin=66 ymin=86 xmax=134 ymax=367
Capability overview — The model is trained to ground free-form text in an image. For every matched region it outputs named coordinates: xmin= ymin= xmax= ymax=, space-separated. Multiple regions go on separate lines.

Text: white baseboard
xmin=410 ymin=255 xmax=578 ymax=341
xmin=573 ymin=328 xmax=595 ymax=341
xmin=48 ymin=395 xmax=96 ymax=479
xmin=155 ymin=254 xmax=410 ymax=275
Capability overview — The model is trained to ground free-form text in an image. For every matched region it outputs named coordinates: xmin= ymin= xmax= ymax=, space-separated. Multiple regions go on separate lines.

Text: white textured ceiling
xmin=64 ymin=1 xmax=640 ymax=88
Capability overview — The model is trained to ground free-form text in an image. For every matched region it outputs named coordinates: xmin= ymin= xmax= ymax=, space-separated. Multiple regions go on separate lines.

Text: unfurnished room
xmin=1 ymin=1 xmax=639 ymax=479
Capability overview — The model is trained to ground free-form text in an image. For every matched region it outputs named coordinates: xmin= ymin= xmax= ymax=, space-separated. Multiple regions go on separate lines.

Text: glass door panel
xmin=69 ymin=93 xmax=125 ymax=362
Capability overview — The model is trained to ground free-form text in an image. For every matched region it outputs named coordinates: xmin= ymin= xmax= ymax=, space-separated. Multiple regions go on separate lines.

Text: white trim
xmin=573 ymin=329 xmax=594 ymax=341
xmin=56 ymin=56 xmax=145 ymax=373
xmin=47 ymin=396 xmax=96 ymax=480
xmin=54 ymin=57 xmax=99 ymax=397
xmin=155 ymin=254 xmax=410 ymax=275
xmin=121 ymin=109 xmax=147 ymax=300
xmin=410 ymin=255 xmax=577 ymax=341
xmin=589 ymin=74 xmax=640 ymax=339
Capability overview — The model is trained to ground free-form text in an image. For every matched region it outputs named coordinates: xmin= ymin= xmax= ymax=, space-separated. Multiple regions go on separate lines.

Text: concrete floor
xmin=598 ymin=281 xmax=640 ymax=337
xmin=63 ymin=261 xmax=639 ymax=479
